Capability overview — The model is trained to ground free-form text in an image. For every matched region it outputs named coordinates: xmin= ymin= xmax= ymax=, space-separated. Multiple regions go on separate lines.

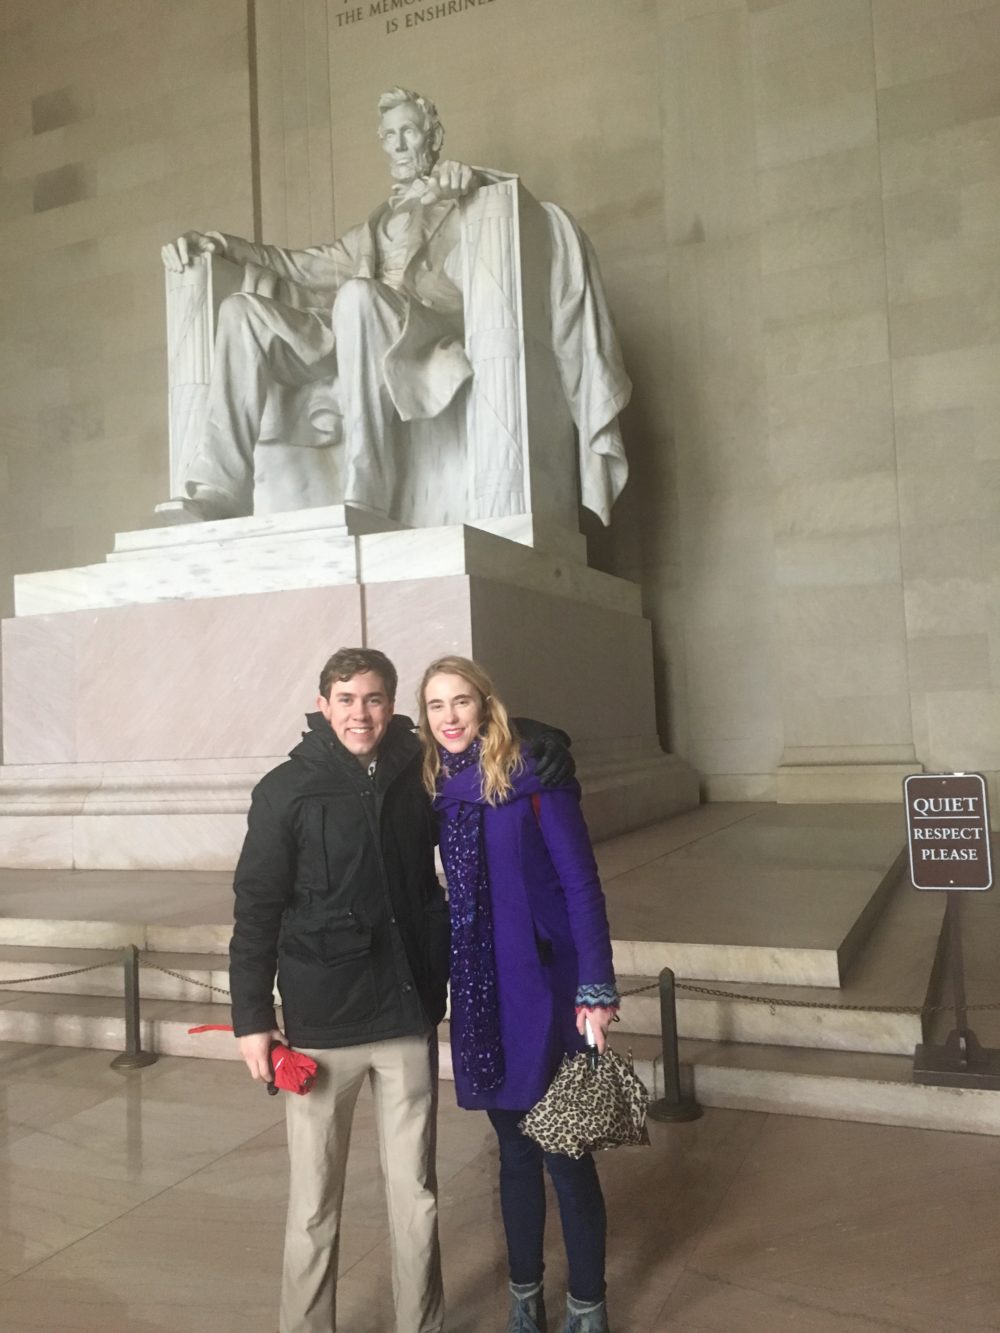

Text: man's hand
xmin=530 ymin=731 xmax=575 ymax=787
xmin=421 ymin=160 xmax=479 ymax=206
xmin=237 ymin=1028 xmax=284 ymax=1082
xmin=576 ymin=1006 xmax=616 ymax=1055
xmin=161 ymin=230 xmax=223 ymax=273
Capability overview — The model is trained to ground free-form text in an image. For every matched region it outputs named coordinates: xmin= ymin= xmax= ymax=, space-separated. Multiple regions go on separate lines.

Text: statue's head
xmin=377 ymin=87 xmax=444 ymax=184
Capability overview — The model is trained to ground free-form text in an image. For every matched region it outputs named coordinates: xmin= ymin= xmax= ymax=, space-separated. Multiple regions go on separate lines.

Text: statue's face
xmin=379 ymin=102 xmax=435 ymax=183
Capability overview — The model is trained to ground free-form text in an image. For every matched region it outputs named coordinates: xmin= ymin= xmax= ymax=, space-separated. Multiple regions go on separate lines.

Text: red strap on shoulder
xmin=530 ymin=792 xmax=541 ymax=822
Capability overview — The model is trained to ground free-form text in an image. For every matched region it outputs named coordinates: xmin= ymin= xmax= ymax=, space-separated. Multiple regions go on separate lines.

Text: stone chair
xmin=164 ymin=177 xmax=580 ymax=539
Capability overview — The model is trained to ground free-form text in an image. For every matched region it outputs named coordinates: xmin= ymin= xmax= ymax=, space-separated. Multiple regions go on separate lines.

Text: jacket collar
xmin=293 ymin=712 xmax=421 ymax=790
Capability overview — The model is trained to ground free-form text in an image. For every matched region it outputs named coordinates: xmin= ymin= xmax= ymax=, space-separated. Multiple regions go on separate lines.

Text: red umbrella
xmin=187 ymin=1025 xmax=318 ymax=1095
xmin=268 ymin=1041 xmax=318 ymax=1094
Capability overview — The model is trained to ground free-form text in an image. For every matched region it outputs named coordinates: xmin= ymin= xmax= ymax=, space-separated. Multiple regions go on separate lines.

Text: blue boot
xmin=507 ymin=1280 xmax=547 ymax=1332
xmin=563 ymin=1294 xmax=609 ymax=1333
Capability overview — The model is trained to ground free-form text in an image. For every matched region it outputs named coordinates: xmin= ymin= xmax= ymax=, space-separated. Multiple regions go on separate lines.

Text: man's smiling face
xmin=317 ymin=670 xmax=394 ymax=762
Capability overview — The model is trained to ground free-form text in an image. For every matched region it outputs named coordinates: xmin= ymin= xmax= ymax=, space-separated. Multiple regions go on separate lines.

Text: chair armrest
xmin=164 ymin=254 xmax=242 ymax=494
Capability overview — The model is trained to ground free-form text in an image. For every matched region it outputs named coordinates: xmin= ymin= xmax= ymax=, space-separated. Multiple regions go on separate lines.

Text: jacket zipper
xmin=359 ymin=773 xmax=418 ymax=995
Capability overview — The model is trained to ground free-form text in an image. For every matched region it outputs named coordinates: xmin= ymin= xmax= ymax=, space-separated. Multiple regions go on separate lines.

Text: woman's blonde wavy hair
xmin=418 ymin=655 xmax=523 ymax=805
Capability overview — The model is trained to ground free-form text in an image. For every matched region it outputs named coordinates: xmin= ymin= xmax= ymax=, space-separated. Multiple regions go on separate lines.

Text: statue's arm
xmin=161 ymin=228 xmax=352 ymax=299
xmin=214 ymin=233 xmax=353 ymax=297
xmin=417 ymin=159 xmax=515 ymax=206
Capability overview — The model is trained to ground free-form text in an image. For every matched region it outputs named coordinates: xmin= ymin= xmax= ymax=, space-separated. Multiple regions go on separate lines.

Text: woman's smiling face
xmin=423 ymin=672 xmax=484 ymax=754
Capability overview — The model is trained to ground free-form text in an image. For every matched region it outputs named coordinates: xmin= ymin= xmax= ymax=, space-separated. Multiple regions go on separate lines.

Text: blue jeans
xmin=488 ymin=1109 xmax=607 ymax=1304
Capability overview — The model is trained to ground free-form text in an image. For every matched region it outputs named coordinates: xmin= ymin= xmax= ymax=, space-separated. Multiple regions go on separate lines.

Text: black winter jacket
xmin=229 ymin=713 xmax=449 ymax=1048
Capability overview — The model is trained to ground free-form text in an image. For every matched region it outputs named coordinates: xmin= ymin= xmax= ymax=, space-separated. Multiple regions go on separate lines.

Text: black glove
xmin=530 ymin=730 xmax=575 ymax=787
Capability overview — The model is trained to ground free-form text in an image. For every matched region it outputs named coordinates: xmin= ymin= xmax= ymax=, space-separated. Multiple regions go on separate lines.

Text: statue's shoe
xmin=153 ymin=492 xmax=237 ymax=524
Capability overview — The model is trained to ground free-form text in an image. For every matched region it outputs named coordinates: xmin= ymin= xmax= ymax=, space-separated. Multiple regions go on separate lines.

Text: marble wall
xmin=0 ymin=0 xmax=254 ymax=610
xmin=1 ymin=0 xmax=998 ymax=804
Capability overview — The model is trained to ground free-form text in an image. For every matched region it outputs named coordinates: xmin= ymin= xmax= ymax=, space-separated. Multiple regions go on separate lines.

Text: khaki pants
xmin=279 ymin=1033 xmax=443 ymax=1333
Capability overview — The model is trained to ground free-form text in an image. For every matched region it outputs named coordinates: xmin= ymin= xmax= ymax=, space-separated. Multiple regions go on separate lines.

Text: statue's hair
xmin=417 ymin=655 xmax=522 ymax=806
xmin=377 ymin=86 xmax=445 ymax=164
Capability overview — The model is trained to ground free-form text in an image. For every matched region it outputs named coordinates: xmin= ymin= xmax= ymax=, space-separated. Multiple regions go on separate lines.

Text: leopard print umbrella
xmin=519 ymin=1047 xmax=650 ymax=1159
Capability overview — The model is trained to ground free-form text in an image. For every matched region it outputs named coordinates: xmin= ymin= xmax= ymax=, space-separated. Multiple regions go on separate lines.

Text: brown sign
xmin=904 ymin=774 xmax=993 ymax=890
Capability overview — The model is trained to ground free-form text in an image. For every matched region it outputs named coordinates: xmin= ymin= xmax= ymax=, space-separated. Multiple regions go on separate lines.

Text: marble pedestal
xmin=0 ymin=508 xmax=698 ymax=869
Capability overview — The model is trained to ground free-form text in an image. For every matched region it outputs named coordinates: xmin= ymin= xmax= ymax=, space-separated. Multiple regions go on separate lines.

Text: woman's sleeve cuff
xmin=575 ymin=982 xmax=620 ymax=1008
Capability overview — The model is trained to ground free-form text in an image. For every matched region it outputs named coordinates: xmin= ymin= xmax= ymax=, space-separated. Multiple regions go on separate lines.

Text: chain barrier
xmin=138 ymin=955 xmax=231 ymax=997
xmin=618 ymin=976 xmax=1000 ymax=1016
xmin=135 ymin=964 xmax=1000 ymax=1018
xmin=2 ymin=957 xmax=998 ymax=1018
xmin=0 ymin=957 xmax=233 ymax=995
xmin=0 ymin=960 xmax=114 ymax=986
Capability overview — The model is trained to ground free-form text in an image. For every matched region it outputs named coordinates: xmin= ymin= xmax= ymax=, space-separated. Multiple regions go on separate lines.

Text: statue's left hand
xmin=160 ymin=230 xmax=223 ymax=274
xmin=421 ymin=160 xmax=479 ymax=206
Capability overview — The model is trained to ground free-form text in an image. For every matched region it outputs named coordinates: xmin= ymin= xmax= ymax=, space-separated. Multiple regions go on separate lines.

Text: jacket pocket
xmin=533 ymin=924 xmax=554 ymax=966
xmin=323 ymin=919 xmax=374 ymax=965
xmin=279 ymin=917 xmax=377 ymax=1027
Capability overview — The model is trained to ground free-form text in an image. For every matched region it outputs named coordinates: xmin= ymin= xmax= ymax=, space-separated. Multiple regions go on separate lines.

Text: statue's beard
xmin=388 ymin=147 xmax=435 ymax=184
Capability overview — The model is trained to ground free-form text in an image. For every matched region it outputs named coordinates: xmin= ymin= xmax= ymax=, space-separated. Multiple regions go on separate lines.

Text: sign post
xmin=906 ymin=774 xmax=999 ymax=1088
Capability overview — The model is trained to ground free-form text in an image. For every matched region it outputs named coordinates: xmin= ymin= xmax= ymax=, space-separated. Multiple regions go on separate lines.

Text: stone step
xmin=680 ymin=1039 xmax=1000 ymax=1138
xmin=0 ymin=996 xmax=658 ymax=1087
xmin=613 ymin=872 xmax=947 ymax=1057
xmin=0 ymin=832 xmax=938 ymax=1060
xmin=2 ymin=993 xmax=994 ymax=1138
xmin=16 ymin=523 xmax=640 ymax=618
xmin=0 ymin=805 xmax=908 ymax=989
xmin=0 ymin=992 xmax=233 ymax=1058
xmin=0 ymin=954 xmax=924 ymax=1058
xmin=0 ymin=914 xmax=867 ymax=988
xmin=442 ymin=1029 xmax=1000 ymax=1137
xmin=0 ymin=917 xmax=232 ymax=954
xmin=617 ymin=974 xmax=923 ymax=1056
xmin=600 ymin=804 xmax=908 ymax=987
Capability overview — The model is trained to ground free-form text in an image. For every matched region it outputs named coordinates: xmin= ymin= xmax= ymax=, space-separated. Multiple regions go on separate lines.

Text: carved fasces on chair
xmin=165 ymin=254 xmax=242 ymax=500
xmin=460 ymin=178 xmax=576 ymax=527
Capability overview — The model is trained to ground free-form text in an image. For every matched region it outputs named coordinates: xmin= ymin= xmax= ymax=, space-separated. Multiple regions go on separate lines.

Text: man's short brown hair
xmin=318 ymin=648 xmax=398 ymax=702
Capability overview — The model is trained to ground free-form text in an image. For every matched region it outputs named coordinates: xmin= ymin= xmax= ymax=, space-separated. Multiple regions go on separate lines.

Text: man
xmin=229 ymin=647 xmax=571 ymax=1332
xmin=160 ymin=87 xmax=484 ymax=522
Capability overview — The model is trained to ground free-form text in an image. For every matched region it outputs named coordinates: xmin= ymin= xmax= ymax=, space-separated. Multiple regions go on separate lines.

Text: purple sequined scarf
xmin=437 ymin=740 xmax=504 ymax=1093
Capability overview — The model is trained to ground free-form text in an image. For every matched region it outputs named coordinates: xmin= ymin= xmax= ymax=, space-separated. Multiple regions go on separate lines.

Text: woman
xmin=418 ymin=655 xmax=620 ymax=1333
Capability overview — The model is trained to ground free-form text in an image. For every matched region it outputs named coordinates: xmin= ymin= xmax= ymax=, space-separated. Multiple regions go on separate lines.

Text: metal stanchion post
xmin=111 ymin=945 xmax=158 ymax=1070
xmin=647 ymin=966 xmax=702 ymax=1123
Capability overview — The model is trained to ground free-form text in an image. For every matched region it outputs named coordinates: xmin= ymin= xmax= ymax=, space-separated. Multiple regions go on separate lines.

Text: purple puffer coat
xmin=434 ymin=751 xmax=616 ymax=1111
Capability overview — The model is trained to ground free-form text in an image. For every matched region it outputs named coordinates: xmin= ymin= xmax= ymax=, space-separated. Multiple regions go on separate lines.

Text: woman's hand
xmin=576 ymin=1005 xmax=617 ymax=1054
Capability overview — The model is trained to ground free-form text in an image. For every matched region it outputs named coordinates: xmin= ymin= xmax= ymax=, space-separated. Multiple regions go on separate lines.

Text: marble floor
xmin=0 ymin=1043 xmax=999 ymax=1331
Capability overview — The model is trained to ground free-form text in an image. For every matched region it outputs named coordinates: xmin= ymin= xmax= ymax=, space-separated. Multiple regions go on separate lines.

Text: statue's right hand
xmin=160 ymin=230 xmax=221 ymax=273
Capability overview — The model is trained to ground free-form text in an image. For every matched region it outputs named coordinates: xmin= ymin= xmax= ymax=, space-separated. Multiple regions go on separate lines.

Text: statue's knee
xmin=332 ymin=277 xmax=375 ymax=326
xmin=217 ymin=291 xmax=264 ymax=331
